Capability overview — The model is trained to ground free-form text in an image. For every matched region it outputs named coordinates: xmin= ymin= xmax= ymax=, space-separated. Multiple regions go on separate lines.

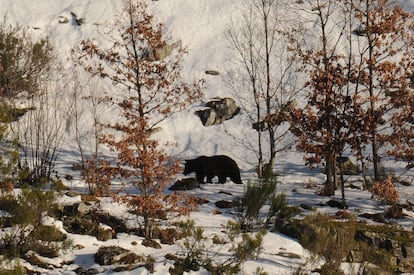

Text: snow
xmin=1 ymin=0 xmax=414 ymax=274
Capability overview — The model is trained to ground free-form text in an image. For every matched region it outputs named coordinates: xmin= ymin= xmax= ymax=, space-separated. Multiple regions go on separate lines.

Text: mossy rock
xmin=278 ymin=215 xmax=414 ymax=273
xmin=142 ymin=239 xmax=161 ymax=249
xmin=95 ymin=246 xmax=144 ymax=265
xmin=63 ymin=216 xmax=97 ymax=235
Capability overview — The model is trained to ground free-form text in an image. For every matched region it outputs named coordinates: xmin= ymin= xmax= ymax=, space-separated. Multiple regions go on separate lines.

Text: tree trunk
xmin=338 ymin=157 xmax=347 ymax=209
xmin=366 ymin=0 xmax=381 ymax=182
xmin=325 ymin=155 xmax=336 ymax=196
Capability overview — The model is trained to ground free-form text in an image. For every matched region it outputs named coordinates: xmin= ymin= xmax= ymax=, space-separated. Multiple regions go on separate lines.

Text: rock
xmin=159 ymin=227 xmax=185 ymax=245
xmin=326 ymin=199 xmax=346 ymax=209
xmin=195 ymin=197 xmax=209 ymax=205
xmin=334 ymin=210 xmax=353 ymax=219
xmin=300 ymin=204 xmax=315 ymax=211
xmin=169 ymin=178 xmax=200 ymax=190
xmin=58 ymin=16 xmax=69 ymax=24
xmin=196 ymin=108 xmax=217 ymax=126
xmin=142 ymin=239 xmax=161 ymax=249
xmin=215 ymin=200 xmax=235 ymax=209
xmin=146 ymin=126 xmax=162 ymax=137
xmin=64 ymin=174 xmax=73 ymax=180
xmin=279 ymin=218 xmax=414 ymax=273
xmin=218 ymin=190 xmax=233 ymax=196
xmin=24 ymin=251 xmax=57 ymax=269
xmin=384 ymin=204 xmax=404 ymax=219
xmin=146 ymin=40 xmax=182 ymax=61
xmin=74 ymin=267 xmax=99 ymax=275
xmin=58 ymin=201 xmax=91 ymax=217
xmin=95 ymin=226 xmax=114 ymax=241
xmin=205 ymin=70 xmax=220 ymax=75
xmin=95 ymin=246 xmax=142 ymax=265
xmin=94 ymin=212 xmax=129 ymax=233
xmin=205 ymin=97 xmax=240 ymax=121
xmin=359 ymin=213 xmax=387 ymax=223
xmin=64 ymin=216 xmax=97 ymax=235
xmin=77 ymin=202 xmax=92 ymax=215
xmin=65 ymin=190 xmax=80 ymax=197
xmin=196 ymin=97 xmax=240 ymax=126
xmin=113 ymin=263 xmax=154 ymax=273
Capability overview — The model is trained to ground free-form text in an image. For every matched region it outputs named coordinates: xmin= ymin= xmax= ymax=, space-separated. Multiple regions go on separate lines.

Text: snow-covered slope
xmin=1 ymin=1 xmax=414 ymax=274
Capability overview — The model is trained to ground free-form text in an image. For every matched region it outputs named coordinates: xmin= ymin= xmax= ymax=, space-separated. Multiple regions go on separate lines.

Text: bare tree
xmin=65 ymin=64 xmax=103 ymax=168
xmin=14 ymin=81 xmax=67 ymax=184
xmin=0 ymin=18 xmax=64 ymax=184
xmin=226 ymin=0 xmax=299 ymax=177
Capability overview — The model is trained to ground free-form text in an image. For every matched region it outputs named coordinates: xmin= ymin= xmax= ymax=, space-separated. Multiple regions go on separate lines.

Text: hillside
xmin=1 ymin=0 xmax=414 ymax=274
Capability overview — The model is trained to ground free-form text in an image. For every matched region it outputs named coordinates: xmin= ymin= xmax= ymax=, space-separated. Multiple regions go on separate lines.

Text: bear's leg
xmin=206 ymin=174 xmax=214 ymax=183
xmin=196 ymin=173 xmax=205 ymax=184
xmin=218 ymin=175 xmax=226 ymax=184
xmin=230 ymin=175 xmax=243 ymax=184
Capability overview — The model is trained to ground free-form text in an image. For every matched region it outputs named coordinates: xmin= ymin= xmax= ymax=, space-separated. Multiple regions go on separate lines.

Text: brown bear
xmin=183 ymin=155 xmax=243 ymax=184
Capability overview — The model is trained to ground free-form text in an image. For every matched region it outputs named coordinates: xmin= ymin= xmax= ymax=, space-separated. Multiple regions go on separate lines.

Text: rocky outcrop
xmin=352 ymin=226 xmax=414 ymax=274
xmin=276 ymin=218 xmax=414 ymax=274
xmin=196 ymin=97 xmax=240 ymax=126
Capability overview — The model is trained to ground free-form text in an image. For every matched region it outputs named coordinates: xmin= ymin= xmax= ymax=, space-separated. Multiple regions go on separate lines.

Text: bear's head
xmin=183 ymin=159 xmax=196 ymax=175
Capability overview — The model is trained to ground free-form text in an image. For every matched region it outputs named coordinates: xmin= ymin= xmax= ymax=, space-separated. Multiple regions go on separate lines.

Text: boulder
xmin=169 ymin=178 xmax=200 ymax=190
xmin=142 ymin=239 xmax=161 ymax=249
xmin=95 ymin=246 xmax=142 ymax=265
xmin=196 ymin=97 xmax=240 ymax=126
xmin=58 ymin=16 xmax=69 ymax=24
xmin=74 ymin=267 xmax=99 ymax=275
xmin=215 ymin=200 xmax=235 ymax=209
xmin=146 ymin=40 xmax=182 ymax=61
xmin=196 ymin=108 xmax=217 ymax=126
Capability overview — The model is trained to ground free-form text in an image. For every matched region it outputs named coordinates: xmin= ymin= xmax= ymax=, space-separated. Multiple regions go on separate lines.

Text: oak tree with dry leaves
xmin=76 ymin=0 xmax=203 ymax=239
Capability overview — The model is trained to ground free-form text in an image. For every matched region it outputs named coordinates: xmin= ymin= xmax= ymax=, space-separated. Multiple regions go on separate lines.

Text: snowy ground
xmin=1 ymin=0 xmax=414 ymax=274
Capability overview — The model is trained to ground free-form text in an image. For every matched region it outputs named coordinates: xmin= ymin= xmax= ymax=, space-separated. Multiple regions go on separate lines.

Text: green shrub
xmin=30 ymin=225 xmax=66 ymax=242
xmin=170 ymin=219 xmax=265 ymax=274
xmin=233 ymin=178 xmax=295 ymax=231
xmin=170 ymin=220 xmax=206 ymax=273
xmin=300 ymin=213 xmax=356 ymax=272
xmin=0 ymin=103 xmax=19 ymax=184
xmin=0 ymin=188 xmax=63 ymax=258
